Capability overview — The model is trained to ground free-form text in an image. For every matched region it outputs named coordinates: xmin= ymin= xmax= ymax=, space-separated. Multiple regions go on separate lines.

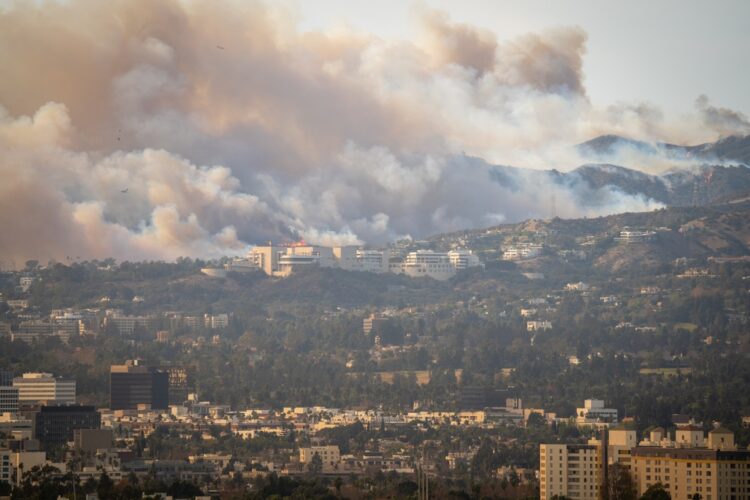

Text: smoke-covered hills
xmin=16 ymin=199 xmax=750 ymax=318
xmin=487 ymin=159 xmax=750 ymax=212
xmin=577 ymin=133 xmax=750 ymax=165
xmin=538 ymin=134 xmax=750 ymax=208
xmin=2 ymin=0 xmax=750 ymax=263
xmin=571 ymin=133 xmax=750 ymax=206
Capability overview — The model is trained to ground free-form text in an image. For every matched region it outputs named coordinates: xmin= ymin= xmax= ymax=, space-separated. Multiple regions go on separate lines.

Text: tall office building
xmin=34 ymin=405 xmax=101 ymax=449
xmin=167 ymin=367 xmax=189 ymax=405
xmin=0 ymin=371 xmax=19 ymax=413
xmin=110 ymin=360 xmax=169 ymax=410
xmin=13 ymin=373 xmax=76 ymax=405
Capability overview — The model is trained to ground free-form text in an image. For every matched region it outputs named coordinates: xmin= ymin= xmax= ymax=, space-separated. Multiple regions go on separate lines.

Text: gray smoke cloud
xmin=0 ymin=0 xmax=745 ymax=264
xmin=696 ymin=95 xmax=750 ymax=137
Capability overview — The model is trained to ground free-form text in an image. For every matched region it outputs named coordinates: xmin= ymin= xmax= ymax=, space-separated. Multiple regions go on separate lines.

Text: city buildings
xmin=49 ymin=310 xmax=85 ymax=341
xmin=539 ymin=442 xmax=603 ymax=500
xmin=299 ymin=445 xmax=341 ymax=469
xmin=204 ymin=313 xmax=229 ymax=329
xmin=350 ymin=248 xmax=391 ymax=273
xmin=167 ymin=367 xmax=189 ymax=405
xmin=104 ymin=312 xmax=160 ymax=336
xmin=34 ymin=405 xmax=101 ymax=449
xmin=447 ymin=249 xmax=483 ymax=270
xmin=249 ymin=244 xmax=333 ymax=277
xmin=541 ymin=424 xmax=750 ymax=500
xmin=245 ymin=244 xmax=479 ymax=279
xmin=615 ymin=228 xmax=656 ymax=243
xmin=363 ymin=313 xmax=387 ymax=336
xmin=110 ymin=360 xmax=169 ymax=410
xmin=390 ymin=249 xmax=482 ymax=280
xmin=13 ymin=319 xmax=52 ymax=343
xmin=247 ymin=244 xmax=391 ymax=277
xmin=576 ymin=399 xmax=618 ymax=426
xmin=502 ymin=244 xmax=543 ymax=261
xmin=0 ymin=372 xmax=18 ymax=413
xmin=13 ymin=372 xmax=76 ymax=406
xmin=73 ymin=428 xmax=113 ymax=453
xmin=393 ymin=250 xmax=456 ymax=280
xmin=527 ymin=320 xmax=553 ymax=332
xmin=457 ymin=386 xmax=516 ymax=410
xmin=631 ymin=428 xmax=750 ymax=500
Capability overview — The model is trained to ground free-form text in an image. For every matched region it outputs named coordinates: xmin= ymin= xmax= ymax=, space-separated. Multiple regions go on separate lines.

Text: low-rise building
xmin=299 ymin=445 xmax=340 ymax=469
xmin=616 ymin=228 xmax=656 ymax=243
xmin=527 ymin=320 xmax=552 ymax=332
xmin=576 ymin=399 xmax=617 ymax=425
xmin=502 ymin=244 xmax=543 ymax=261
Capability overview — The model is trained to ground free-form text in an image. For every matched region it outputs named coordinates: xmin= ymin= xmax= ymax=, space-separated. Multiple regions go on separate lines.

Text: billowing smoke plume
xmin=0 ymin=0 xmax=746 ymax=264
xmin=696 ymin=95 xmax=750 ymax=137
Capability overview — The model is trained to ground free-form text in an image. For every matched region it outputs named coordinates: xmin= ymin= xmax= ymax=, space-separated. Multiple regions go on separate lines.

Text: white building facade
xmin=13 ymin=373 xmax=76 ymax=405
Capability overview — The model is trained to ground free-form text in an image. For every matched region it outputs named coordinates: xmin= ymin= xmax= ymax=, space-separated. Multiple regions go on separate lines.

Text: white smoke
xmin=0 ymin=0 xmax=745 ymax=264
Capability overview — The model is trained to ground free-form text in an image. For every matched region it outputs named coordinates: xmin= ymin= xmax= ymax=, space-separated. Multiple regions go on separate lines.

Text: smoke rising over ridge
xmin=0 ymin=0 xmax=747 ymax=264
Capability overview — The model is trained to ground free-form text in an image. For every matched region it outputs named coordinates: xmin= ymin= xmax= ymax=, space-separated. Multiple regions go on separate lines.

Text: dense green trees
xmin=640 ymin=483 xmax=671 ymax=500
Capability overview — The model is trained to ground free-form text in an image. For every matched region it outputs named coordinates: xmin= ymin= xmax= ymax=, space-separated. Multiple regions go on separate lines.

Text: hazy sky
xmin=295 ymin=0 xmax=750 ymax=116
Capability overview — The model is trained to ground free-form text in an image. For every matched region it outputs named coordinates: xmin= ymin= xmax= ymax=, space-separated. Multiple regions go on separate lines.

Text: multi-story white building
xmin=615 ymin=228 xmax=656 ymax=243
xmin=204 ymin=314 xmax=229 ymax=329
xmin=104 ymin=313 xmax=158 ymax=336
xmin=393 ymin=250 xmax=456 ymax=280
xmin=351 ymin=249 xmax=390 ymax=273
xmin=576 ymin=399 xmax=618 ymax=425
xmin=250 ymin=245 xmax=478 ymax=279
xmin=502 ymin=244 xmax=543 ymax=261
xmin=565 ymin=282 xmax=590 ymax=292
xmin=527 ymin=320 xmax=552 ymax=332
xmin=13 ymin=372 xmax=76 ymax=405
xmin=13 ymin=320 xmax=52 ymax=343
xmin=50 ymin=310 xmax=83 ymax=341
xmin=250 ymin=245 xmax=390 ymax=276
xmin=447 ymin=249 xmax=483 ymax=270
xmin=540 ymin=442 xmax=602 ymax=500
xmin=249 ymin=244 xmax=335 ymax=277
xmin=391 ymin=249 xmax=482 ymax=281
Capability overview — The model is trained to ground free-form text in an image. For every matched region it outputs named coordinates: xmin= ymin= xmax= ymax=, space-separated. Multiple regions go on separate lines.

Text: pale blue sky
xmin=293 ymin=0 xmax=750 ymax=117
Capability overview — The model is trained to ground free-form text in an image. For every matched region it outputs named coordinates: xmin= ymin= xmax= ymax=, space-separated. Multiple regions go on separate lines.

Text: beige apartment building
xmin=541 ymin=425 xmax=750 ymax=500
xmin=540 ymin=443 xmax=603 ymax=500
xmin=299 ymin=445 xmax=341 ymax=469
xmin=631 ymin=428 xmax=750 ymax=500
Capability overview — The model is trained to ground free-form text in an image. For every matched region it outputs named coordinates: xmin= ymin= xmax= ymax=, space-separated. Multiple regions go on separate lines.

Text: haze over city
xmin=1 ymin=2 xmax=750 ymax=499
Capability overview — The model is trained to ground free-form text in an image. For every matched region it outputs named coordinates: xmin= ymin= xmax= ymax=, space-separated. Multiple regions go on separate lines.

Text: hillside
xmin=10 ymin=200 xmax=750 ymax=318
xmin=578 ymin=133 xmax=750 ymax=165
xmin=430 ymin=199 xmax=750 ymax=274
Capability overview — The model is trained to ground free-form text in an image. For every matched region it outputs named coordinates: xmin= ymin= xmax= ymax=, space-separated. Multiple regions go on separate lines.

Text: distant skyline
xmin=1 ymin=0 xmax=749 ymax=264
